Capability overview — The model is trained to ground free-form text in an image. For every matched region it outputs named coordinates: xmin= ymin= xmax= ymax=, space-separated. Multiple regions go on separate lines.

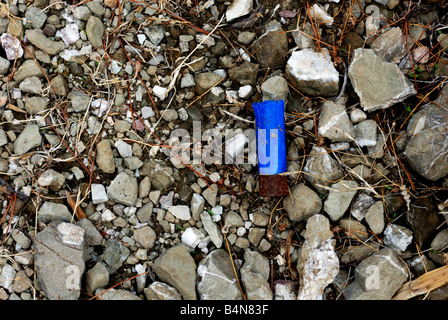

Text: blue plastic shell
xmin=252 ymin=100 xmax=287 ymax=175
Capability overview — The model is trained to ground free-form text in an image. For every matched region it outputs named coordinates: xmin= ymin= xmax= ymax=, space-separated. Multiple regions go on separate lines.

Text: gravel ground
xmin=0 ymin=0 xmax=448 ymax=301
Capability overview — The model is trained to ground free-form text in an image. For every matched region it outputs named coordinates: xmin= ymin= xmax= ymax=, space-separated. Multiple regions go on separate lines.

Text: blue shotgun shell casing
xmin=252 ymin=100 xmax=288 ymax=196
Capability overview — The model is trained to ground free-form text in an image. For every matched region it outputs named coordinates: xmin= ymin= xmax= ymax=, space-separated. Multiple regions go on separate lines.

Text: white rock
xmin=91 ymin=98 xmax=110 ymax=117
xmin=58 ymin=23 xmax=80 ymax=45
xmin=141 ymin=106 xmax=155 ymax=118
xmin=137 ymin=34 xmax=146 ymax=45
xmin=168 ymin=205 xmax=191 ymax=220
xmin=225 ymin=133 xmax=248 ymax=160
xmin=1 ymin=33 xmax=23 ymax=60
xmin=57 ymin=222 xmax=85 ymax=246
xmin=238 ymin=85 xmax=253 ymax=99
xmin=60 ymin=45 xmax=92 ymax=62
xmin=350 ymin=108 xmax=367 ymax=124
xmin=91 ymin=183 xmax=108 ymax=204
xmin=310 ymin=3 xmax=333 ymax=26
xmin=110 ymin=60 xmax=122 ymax=74
xmin=181 ymin=227 xmax=209 ymax=249
xmin=115 ymin=139 xmax=133 ymax=158
xmin=226 ymin=0 xmax=253 ymax=22
xmin=101 ymin=209 xmax=116 ymax=222
xmin=135 ymin=263 xmax=147 ymax=293
xmin=153 ymin=85 xmax=168 ymax=100
xmin=383 ymin=224 xmax=413 ymax=252
xmin=287 ymin=49 xmax=339 ymax=83
xmin=0 ymin=264 xmax=16 ymax=290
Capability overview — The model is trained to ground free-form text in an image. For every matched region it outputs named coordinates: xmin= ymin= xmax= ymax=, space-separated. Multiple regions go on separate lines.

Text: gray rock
xmin=351 ymin=192 xmax=376 ymax=221
xmin=33 ymin=221 xmax=85 ymax=300
xmin=283 ymin=183 xmax=322 ymax=222
xmin=101 ymin=238 xmax=129 ymax=274
xmin=25 ymin=30 xmax=65 ymax=55
xmin=194 ymin=72 xmax=224 ymax=95
xmin=69 ymin=90 xmax=91 ymax=112
xmin=153 ymin=244 xmax=197 ymax=300
xmin=364 ymin=201 xmax=385 ymax=234
xmin=136 ymin=201 xmax=153 ymax=223
xmin=25 ymin=96 xmax=49 ymax=114
xmin=76 ymin=218 xmax=103 ymax=246
xmin=343 ymin=248 xmax=408 ymax=300
xmin=107 ymin=172 xmax=138 ymax=206
xmin=370 ymin=27 xmax=410 ymax=63
xmin=94 ymin=288 xmax=141 ymax=300
xmin=0 ymin=264 xmax=16 ymax=291
xmin=354 ymin=119 xmax=378 ymax=147
xmin=241 ymin=250 xmax=273 ymax=300
xmin=144 ymin=281 xmax=182 ymax=300
xmin=339 ymin=218 xmax=368 ymax=241
xmin=13 ymin=59 xmax=46 ymax=82
xmin=224 ymin=211 xmax=245 ymax=227
xmin=85 ymin=262 xmax=109 ymax=294
xmin=10 ymin=230 xmax=31 ymax=249
xmin=0 ymin=130 xmax=7 ymax=146
xmin=73 ymin=6 xmax=92 ymax=21
xmin=25 ymin=7 xmax=47 ymax=29
xmin=324 ymin=180 xmax=359 ymax=221
xmin=202 ymin=184 xmax=218 ymax=207
xmin=285 ymin=49 xmax=339 ymax=97
xmin=226 ymin=0 xmax=253 ymax=22
xmin=261 ymin=75 xmax=289 ymax=101
xmin=248 ymin=227 xmax=265 ymax=246
xmin=431 ymin=229 xmax=448 ymax=251
xmin=303 ymin=145 xmax=344 ymax=195
xmin=95 ymin=140 xmax=115 ymax=174
xmin=200 ymin=212 xmax=223 ymax=248
xmin=37 ymin=202 xmax=72 ymax=224
xmin=37 ymin=169 xmax=65 ymax=191
xmin=383 ymin=224 xmax=413 ymax=252
xmin=228 ymin=61 xmax=259 ymax=86
xmin=252 ymin=20 xmax=289 ymax=68
xmin=348 ymin=49 xmax=416 ymax=112
xmin=14 ymin=124 xmax=42 ymax=155
xmin=191 ymin=193 xmax=205 ymax=221
xmin=86 ymin=0 xmax=105 ymax=16
xmin=318 ymin=97 xmax=355 ymax=142
xmin=0 ymin=57 xmax=10 ymax=75
xmin=50 ymin=75 xmax=69 ymax=97
xmin=340 ymin=243 xmax=380 ymax=264
xmin=140 ymin=159 xmax=175 ymax=191
xmin=168 ymin=205 xmax=191 ymax=220
xmin=197 ymin=249 xmax=243 ymax=300
xmin=134 ymin=226 xmax=156 ymax=249
xmin=404 ymin=88 xmax=448 ymax=181
xmin=85 ymin=16 xmax=104 ymax=48
xmin=144 ymin=24 xmax=166 ymax=46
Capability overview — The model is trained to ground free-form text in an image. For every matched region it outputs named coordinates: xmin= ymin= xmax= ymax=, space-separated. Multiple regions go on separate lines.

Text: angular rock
xmin=25 ymin=29 xmax=66 ymax=55
xmin=38 ymin=169 xmax=66 ymax=192
xmin=351 ymin=192 xmax=376 ymax=221
xmin=226 ymin=0 xmax=253 ymax=22
xmin=85 ymin=16 xmax=104 ymax=48
xmin=252 ymin=20 xmax=289 ymax=68
xmin=343 ymin=248 xmax=408 ymax=300
xmin=134 ymin=226 xmax=156 ymax=249
xmin=283 ymin=183 xmax=322 ymax=222
xmin=303 ymin=145 xmax=344 ymax=195
xmin=383 ymin=224 xmax=413 ymax=252
xmin=200 ymin=212 xmax=223 ymax=248
xmin=228 ymin=61 xmax=259 ymax=86
xmin=404 ymin=88 xmax=448 ymax=181
xmin=297 ymin=214 xmax=339 ymax=300
xmin=202 ymin=184 xmax=218 ymax=207
xmin=191 ymin=193 xmax=205 ymax=221
xmin=339 ymin=218 xmax=368 ymax=241
xmin=0 ymin=264 xmax=16 ymax=291
xmin=224 ymin=211 xmax=245 ymax=227
xmin=324 ymin=180 xmax=359 ymax=221
xmin=285 ymin=49 xmax=339 ymax=97
xmin=91 ymin=183 xmax=108 ymax=204
xmin=348 ymin=48 xmax=416 ymax=112
xmin=101 ymin=238 xmax=129 ymax=274
xmin=365 ymin=201 xmax=385 ymax=234
xmin=85 ymin=262 xmax=109 ymax=294
xmin=318 ymin=97 xmax=355 ymax=142
xmin=181 ymin=227 xmax=209 ymax=249
xmin=37 ymin=202 xmax=72 ymax=224
xmin=1 ymin=33 xmax=23 ymax=60
xmin=370 ymin=27 xmax=410 ymax=63
xmin=76 ymin=218 xmax=103 ymax=246
xmin=140 ymin=159 xmax=175 ymax=191
xmin=241 ymin=250 xmax=273 ymax=300
xmin=94 ymin=288 xmax=140 ymax=300
xmin=50 ymin=75 xmax=69 ymax=97
xmin=0 ymin=57 xmax=10 ymax=75
xmin=194 ymin=72 xmax=224 ymax=95
xmin=431 ymin=229 xmax=448 ymax=251
xmin=168 ymin=205 xmax=191 ymax=220
xmin=19 ymin=76 xmax=42 ymax=94
xmin=69 ymin=90 xmax=91 ymax=113
xmin=95 ymin=140 xmax=115 ymax=174
xmin=354 ymin=119 xmax=378 ymax=147
xmin=261 ymin=75 xmax=289 ymax=101
xmin=107 ymin=172 xmax=138 ymax=206
xmin=14 ymin=124 xmax=42 ymax=155
xmin=197 ymin=249 xmax=243 ymax=300
xmin=33 ymin=221 xmax=85 ymax=300
xmin=25 ymin=7 xmax=48 ymax=29
xmin=153 ymin=244 xmax=197 ymax=300
xmin=25 ymin=96 xmax=49 ymax=115
xmin=13 ymin=59 xmax=46 ymax=82
xmin=144 ymin=281 xmax=182 ymax=300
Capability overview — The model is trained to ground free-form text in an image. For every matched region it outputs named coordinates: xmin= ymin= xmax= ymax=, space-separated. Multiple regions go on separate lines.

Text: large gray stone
xmin=140 ymin=159 xmax=175 ymax=191
xmin=283 ymin=183 xmax=322 ymax=222
xmin=197 ymin=249 xmax=242 ymax=300
xmin=318 ymin=97 xmax=355 ymax=142
xmin=14 ymin=124 xmax=42 ymax=155
xmin=25 ymin=29 xmax=66 ymax=55
xmin=303 ymin=145 xmax=344 ymax=195
xmin=153 ymin=244 xmax=197 ymax=300
xmin=324 ymin=180 xmax=359 ymax=221
xmin=343 ymin=247 xmax=408 ymax=300
xmin=370 ymin=27 xmax=410 ymax=63
xmin=261 ymin=75 xmax=289 ymax=101
xmin=107 ymin=172 xmax=138 ymax=206
xmin=348 ymin=48 xmax=416 ymax=112
xmin=13 ymin=59 xmax=46 ymax=82
xmin=37 ymin=202 xmax=72 ymax=224
xmin=240 ymin=250 xmax=272 ymax=300
xmin=33 ymin=221 xmax=85 ymax=300
xmin=252 ymin=20 xmax=289 ymax=68
xmin=404 ymin=87 xmax=448 ymax=181
xmin=85 ymin=16 xmax=104 ymax=48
